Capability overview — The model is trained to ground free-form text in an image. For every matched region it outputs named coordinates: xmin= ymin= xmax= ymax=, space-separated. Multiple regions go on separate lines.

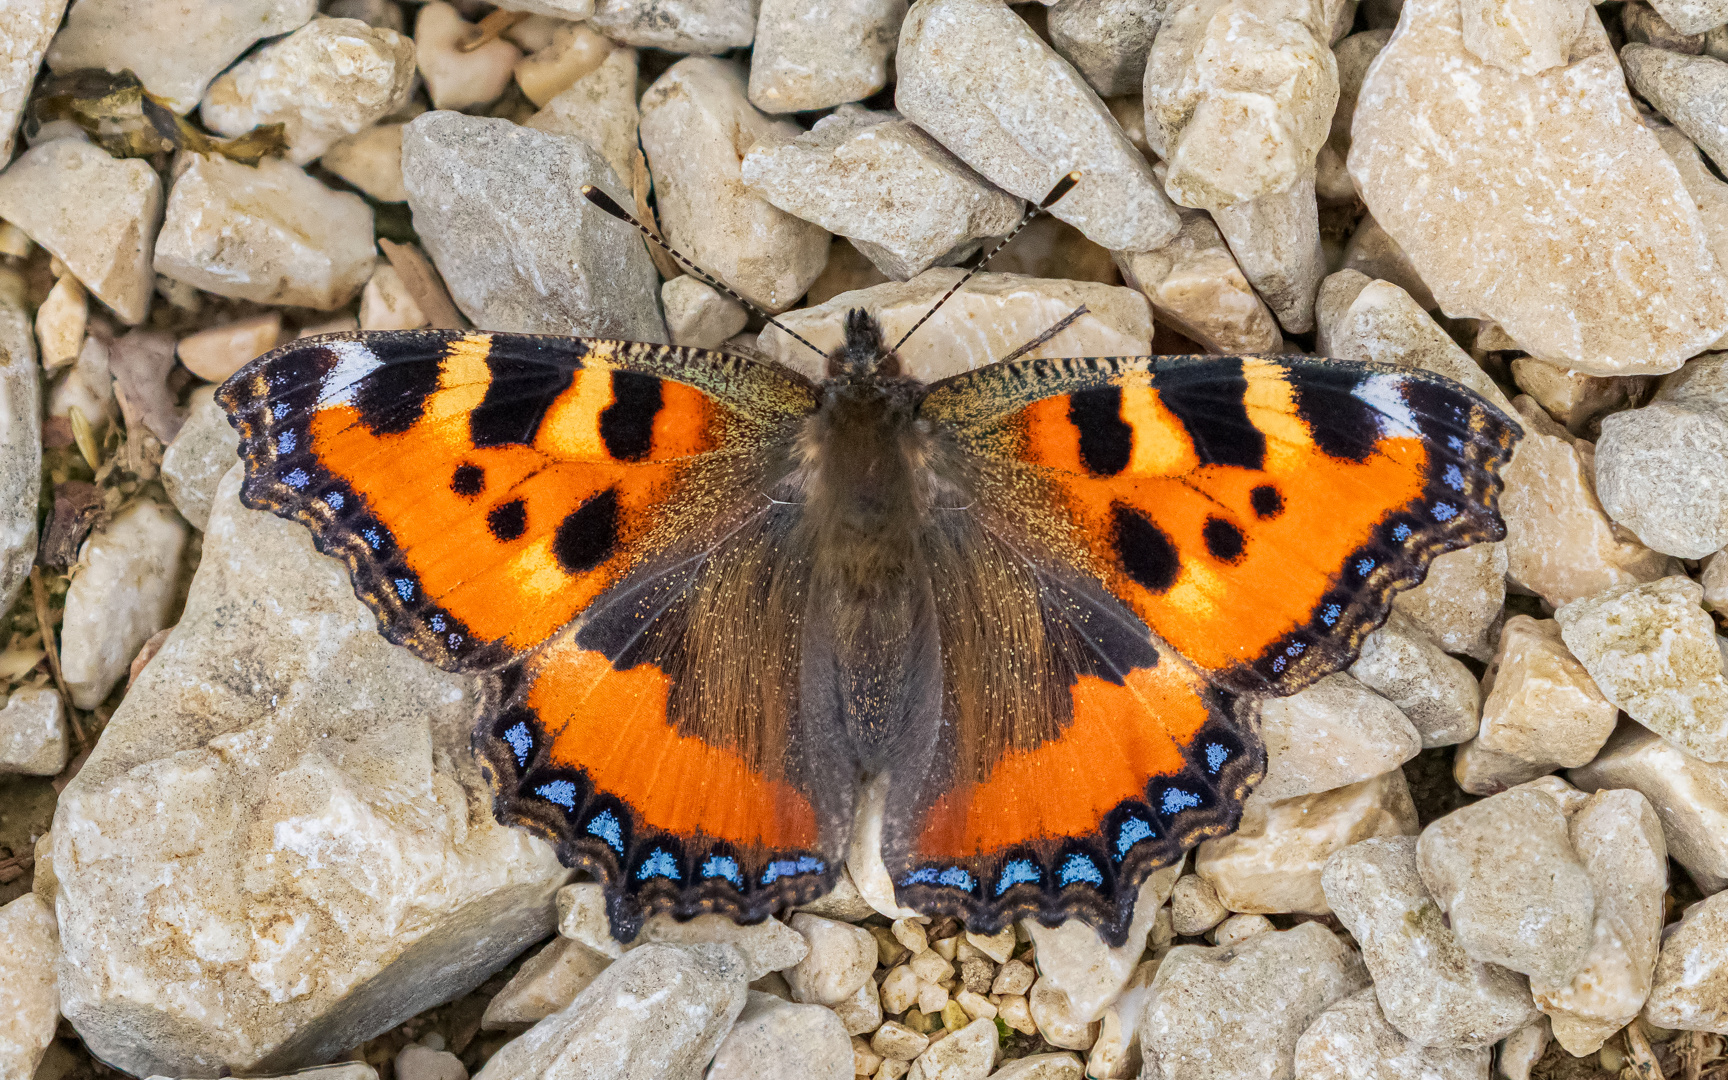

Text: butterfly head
xmin=826 ymin=308 xmax=904 ymax=381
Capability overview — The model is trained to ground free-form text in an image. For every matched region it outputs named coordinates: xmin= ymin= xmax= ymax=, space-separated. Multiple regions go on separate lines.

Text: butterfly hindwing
xmin=890 ymin=352 xmax=1516 ymax=933
xmin=220 ymin=330 xmax=846 ymax=937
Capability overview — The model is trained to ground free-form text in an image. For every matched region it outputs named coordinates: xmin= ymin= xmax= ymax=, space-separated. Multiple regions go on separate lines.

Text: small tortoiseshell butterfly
xmin=218 ymin=181 xmax=1517 ymax=945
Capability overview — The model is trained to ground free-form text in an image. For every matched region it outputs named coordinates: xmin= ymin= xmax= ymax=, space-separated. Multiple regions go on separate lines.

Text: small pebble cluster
xmin=1 ymin=0 xmax=1728 ymax=1078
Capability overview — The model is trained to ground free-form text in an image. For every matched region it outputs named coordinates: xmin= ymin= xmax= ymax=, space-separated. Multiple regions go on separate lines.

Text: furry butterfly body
xmin=219 ymin=309 xmax=1517 ymax=943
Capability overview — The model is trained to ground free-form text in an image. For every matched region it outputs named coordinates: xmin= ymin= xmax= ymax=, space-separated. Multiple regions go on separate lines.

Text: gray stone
xmin=59 ymin=500 xmax=190 ymax=710
xmin=1595 ymin=402 xmax=1728 ymax=559
xmin=1293 ymin=988 xmax=1492 ymax=1079
xmin=908 ymin=1017 xmax=999 ymax=1079
xmin=0 ymin=138 xmax=161 ymax=323
xmin=1048 ymin=0 xmax=1164 ymax=97
xmin=633 ymin=913 xmax=808 ymax=983
xmin=1251 ymin=673 xmax=1422 ymax=803
xmin=1623 ymin=45 xmax=1728 ymax=174
xmin=640 ymin=58 xmax=828 ymax=314
xmin=1351 ymin=6 xmax=1728 ymax=375
xmin=0 ymin=686 xmax=67 ymax=777
xmin=47 ymin=0 xmax=316 ymax=112
xmin=50 ymin=466 xmax=569 ymax=1077
xmin=402 ymin=111 xmax=665 ymax=341
xmin=896 ymin=0 xmax=1180 ymax=253
xmin=1416 ymin=789 xmax=1595 ymax=986
xmin=1555 ymin=577 xmax=1728 ymax=762
xmin=0 ymin=296 xmax=35 ymax=614
xmin=1642 ymin=889 xmax=1728 ymax=1034
xmin=748 ymin=0 xmax=906 ymax=113
xmin=1349 ymin=610 xmax=1481 ymax=748
xmin=396 ymin=1046 xmax=467 ymax=1080
xmin=588 ymin=0 xmax=754 ymax=53
xmin=1648 ymin=0 xmax=1728 ymax=34
xmin=0 ymin=894 xmax=60 ymax=1080
xmin=741 ymin=107 xmax=1022 ymax=281
xmin=523 ymin=48 xmax=639 ymax=191
xmin=1024 ymin=865 xmax=1182 ymax=1023
xmin=707 ymin=991 xmax=852 ymax=1080
xmin=481 ymin=937 xmax=612 ymax=1028
xmin=473 ymin=944 xmax=747 ymax=1080
xmin=1209 ymin=175 xmax=1326 ymax=333
xmin=661 ymin=276 xmax=747 ymax=349
xmin=1571 ymin=721 xmax=1728 ymax=893
xmin=162 ymin=386 xmax=241 ymax=531
xmin=1139 ymin=923 xmax=1369 ymax=1080
xmin=1170 ymin=874 xmax=1228 ymax=937
xmin=1392 ymin=541 xmax=1508 ymax=662
xmin=1322 ymin=837 xmax=1540 ymax=1048
xmin=786 ymin=913 xmax=875 ymax=1006
xmin=0 ymin=0 xmax=67 ymax=160
xmin=1112 ymin=208 xmax=1282 ymax=354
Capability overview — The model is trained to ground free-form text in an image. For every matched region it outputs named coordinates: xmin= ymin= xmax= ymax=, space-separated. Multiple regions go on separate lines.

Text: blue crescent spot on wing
xmin=701 ymin=855 xmax=743 ymax=886
xmin=586 ymin=809 xmax=624 ymax=853
xmin=535 ymin=779 xmax=576 ymax=809
xmin=502 ymin=721 xmax=533 ymax=766
xmin=936 ymin=866 xmax=977 ymax=891
xmin=1205 ymin=742 xmax=1229 ymax=773
xmin=638 ymin=848 xmax=681 ymax=881
xmin=1161 ymin=788 xmax=1202 ymax=815
xmin=761 ymin=855 xmax=826 ymax=885
xmin=1433 ymin=502 xmax=1458 ymax=522
xmin=1116 ymin=817 xmax=1154 ymax=859
xmin=996 ymin=858 xmax=1041 ymax=895
xmin=1058 ymin=853 xmax=1105 ymax=887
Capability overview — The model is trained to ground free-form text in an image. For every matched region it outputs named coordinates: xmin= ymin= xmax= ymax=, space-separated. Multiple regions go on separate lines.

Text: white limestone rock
xmin=1623 ymin=45 xmax=1728 ymax=175
xmin=1348 ymin=610 xmax=1481 ymax=748
xmin=1457 ymin=0 xmax=1590 ymax=74
xmin=1293 ymin=988 xmax=1492 ymax=1079
xmin=322 ymin=124 xmax=407 ymax=203
xmin=0 ymin=138 xmax=161 ymax=324
xmin=162 ymin=386 xmax=241 ymax=531
xmin=589 ymin=0 xmax=755 ymax=53
xmin=707 ymin=991 xmax=853 ymax=1080
xmin=524 ymin=47 xmax=640 ymax=191
xmin=1195 ymin=770 xmax=1418 ymax=915
xmin=1642 ymin=889 xmax=1728 ymax=1034
xmin=47 ymin=0 xmax=317 ymax=112
xmin=472 ymin=944 xmax=747 ymax=1080
xmin=0 ymin=296 xmax=35 ymax=614
xmin=201 ymin=17 xmax=416 ymax=166
xmin=1392 ymin=542 xmax=1507 ymax=662
xmin=1023 ymin=864 xmax=1181 ymax=1023
xmin=154 ymin=154 xmax=373 ymax=310
xmin=0 ymin=0 xmax=68 ymax=160
xmin=1350 ymin=2 xmax=1728 ymax=375
xmin=59 ymin=500 xmax=190 ymax=710
xmin=640 ymin=58 xmax=828 ymax=314
xmin=0 ymin=894 xmax=60 ymax=1080
xmin=662 ymin=277 xmax=747 ymax=349
xmin=907 ymin=1017 xmax=999 ymax=1080
xmin=402 ymin=112 xmax=666 ymax=341
xmin=1594 ymin=401 xmax=1728 ymax=560
xmin=740 ymin=106 xmax=1023 ymax=282
xmin=1556 ymin=577 xmax=1728 ymax=763
xmin=896 ymin=0 xmax=1181 ymax=253
xmin=1529 ymin=789 xmax=1669 ymax=1055
xmin=414 ymin=2 xmax=521 ymax=112
xmin=481 ymin=937 xmax=612 ymax=1028
xmin=759 ymin=269 xmax=1152 ymax=383
xmin=50 ymin=466 xmax=569 ymax=1077
xmin=1322 ymin=837 xmax=1540 ymax=1047
xmin=1571 ymin=722 xmax=1728 ymax=893
xmin=1048 ymin=0 xmax=1164 ymax=97
xmin=749 ymin=0 xmax=906 ymax=114
xmin=1113 ymin=209 xmax=1283 ymax=354
xmin=785 ymin=914 xmax=875 ymax=1006
xmin=1208 ymin=174 xmax=1326 ymax=333
xmin=1170 ymin=874 xmax=1228 ymax=936
xmin=1250 ymin=673 xmax=1422 ymax=803
xmin=0 ymin=686 xmax=68 ymax=776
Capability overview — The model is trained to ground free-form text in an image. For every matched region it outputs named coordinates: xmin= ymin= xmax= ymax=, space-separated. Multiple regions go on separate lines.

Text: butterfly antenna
xmin=580 ymin=184 xmax=827 ymax=360
xmin=891 ymin=171 xmax=1082 ymax=354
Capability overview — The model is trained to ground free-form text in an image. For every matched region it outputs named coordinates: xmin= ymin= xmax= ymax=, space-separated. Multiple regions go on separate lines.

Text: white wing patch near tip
xmin=1352 ymin=373 xmax=1420 ymax=439
xmin=320 ymin=340 xmax=384 ymax=407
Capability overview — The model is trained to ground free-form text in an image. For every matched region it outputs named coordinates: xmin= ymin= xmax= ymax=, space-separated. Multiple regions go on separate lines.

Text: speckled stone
xmin=1293 ymin=988 xmax=1492 ymax=1079
xmin=1571 ymin=722 xmax=1728 ymax=893
xmin=1643 ymin=889 xmax=1728 ymax=1034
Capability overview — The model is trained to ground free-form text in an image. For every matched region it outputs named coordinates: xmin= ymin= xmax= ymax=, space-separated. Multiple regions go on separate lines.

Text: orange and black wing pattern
xmin=219 ymin=331 xmax=843 ymax=937
xmin=895 ymin=353 xmax=1517 ymax=940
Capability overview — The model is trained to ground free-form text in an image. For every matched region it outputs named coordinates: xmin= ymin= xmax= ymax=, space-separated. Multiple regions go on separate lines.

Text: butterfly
xmin=217 ymin=191 xmax=1517 ymax=947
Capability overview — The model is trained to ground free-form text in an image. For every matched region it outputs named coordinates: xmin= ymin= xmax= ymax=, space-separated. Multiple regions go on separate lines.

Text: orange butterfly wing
xmin=220 ymin=332 xmax=844 ymax=936
xmin=886 ymin=354 xmax=1516 ymax=940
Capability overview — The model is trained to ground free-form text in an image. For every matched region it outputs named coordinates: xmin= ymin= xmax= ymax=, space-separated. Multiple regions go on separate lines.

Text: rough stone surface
xmin=0 ymin=138 xmax=161 ymax=323
xmin=1139 ymin=923 xmax=1370 ymax=1080
xmin=1391 ymin=542 xmax=1507 ymax=662
xmin=0 ymin=893 xmax=60 ymax=1080
xmin=1624 ymin=46 xmax=1728 ymax=175
xmin=323 ymin=124 xmax=407 ymax=203
xmin=177 ymin=313 xmax=280 ymax=383
xmin=162 ymin=386 xmax=242 ymax=531
xmin=472 ymin=944 xmax=747 ymax=1080
xmin=661 ymin=276 xmax=747 ymax=349
xmin=59 ymin=500 xmax=189 ymax=710
xmin=481 ymin=937 xmax=612 ymax=1028
xmin=640 ymin=58 xmax=828 ymax=314
xmin=1251 ymin=673 xmax=1422 ymax=803
xmin=1349 ymin=610 xmax=1481 ymax=748
xmin=1341 ymin=216 xmax=1436 ymax=310
xmin=588 ymin=0 xmax=755 ymax=52
xmin=1457 ymin=0 xmax=1590 ymax=74
xmin=154 ymin=154 xmax=372 ymax=310
xmin=524 ymin=47 xmax=639 ymax=191
xmin=707 ymin=990 xmax=853 ymax=1080
xmin=201 ymin=17 xmax=415 ymax=165
xmin=740 ymin=106 xmax=1023 ymax=282
xmin=1292 ymin=988 xmax=1492 ymax=1079
xmin=907 ymin=1017 xmax=999 ymax=1080
xmin=1049 ymin=0 xmax=1163 ymax=97
xmin=1453 ymin=616 xmax=1617 ymax=795
xmin=896 ymin=0 xmax=1180 ymax=253
xmin=1170 ymin=874 xmax=1228 ymax=937
xmin=47 ymin=0 xmax=317 ymax=112
xmin=1556 ymin=577 xmax=1728 ymax=762
xmin=785 ymin=914 xmax=875 ymax=1006
xmin=1529 ymin=789 xmax=1668 ymax=1055
xmin=512 ymin=23 xmax=612 ymax=107
xmin=748 ymin=0 xmax=905 ymax=113
xmin=1113 ymin=209 xmax=1282 ymax=354
xmin=1595 ymin=402 xmax=1728 ymax=560
xmin=1571 ymin=722 xmax=1728 ymax=893
xmin=1143 ymin=0 xmax=1338 ymax=211
xmin=760 ymin=269 xmax=1152 ymax=382
xmin=1322 ymin=837 xmax=1541 ymax=1048
xmin=1196 ymin=770 xmax=1418 ymax=914
xmin=1497 ymin=1020 xmax=1550 ymax=1080
xmin=0 ymin=0 xmax=68 ymax=160
xmin=0 ymin=296 xmax=36 ymax=614
xmin=1208 ymin=175 xmax=1325 ymax=333
xmin=403 ymin=112 xmax=664 ymax=341
xmin=414 ymin=3 xmax=519 ymax=112
xmin=1350 ymin=1 xmax=1728 ymax=375
xmin=50 ymin=466 xmax=569 ymax=1077
xmin=1647 ymin=0 xmax=1728 ymax=33
xmin=0 ymin=686 xmax=67 ymax=777
xmin=1642 ymin=889 xmax=1728 ymax=1034
xmin=1024 ymin=865 xmax=1181 ymax=1023
xmin=1416 ymin=788 xmax=1595 ymax=986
